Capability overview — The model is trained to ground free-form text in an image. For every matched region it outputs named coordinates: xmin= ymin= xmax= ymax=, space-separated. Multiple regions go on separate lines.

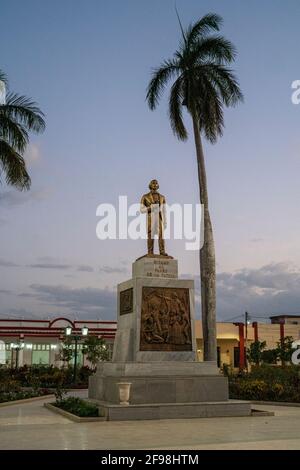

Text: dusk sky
xmin=1 ymin=0 xmax=300 ymax=322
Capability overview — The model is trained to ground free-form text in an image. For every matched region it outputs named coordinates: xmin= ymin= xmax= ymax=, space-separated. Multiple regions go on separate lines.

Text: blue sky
xmin=1 ymin=0 xmax=300 ymax=322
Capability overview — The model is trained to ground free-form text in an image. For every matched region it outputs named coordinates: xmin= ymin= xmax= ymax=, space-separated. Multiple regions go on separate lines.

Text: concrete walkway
xmin=1 ymin=392 xmax=300 ymax=450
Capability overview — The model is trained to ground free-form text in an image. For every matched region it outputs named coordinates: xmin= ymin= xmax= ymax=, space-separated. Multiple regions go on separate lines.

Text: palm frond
xmin=169 ymin=77 xmax=187 ymax=141
xmin=201 ymin=64 xmax=244 ymax=106
xmin=0 ymin=114 xmax=29 ymax=153
xmin=186 ymin=13 xmax=222 ymax=46
xmin=146 ymin=60 xmax=179 ymax=110
xmin=3 ymin=92 xmax=45 ymax=133
xmin=192 ymin=36 xmax=237 ymax=65
xmin=195 ymin=74 xmax=224 ymax=143
xmin=0 ymin=140 xmax=31 ymax=190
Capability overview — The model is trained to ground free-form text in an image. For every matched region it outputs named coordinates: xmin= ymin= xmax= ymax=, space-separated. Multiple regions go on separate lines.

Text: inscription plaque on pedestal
xmin=120 ymin=288 xmax=133 ymax=315
xmin=140 ymin=286 xmax=192 ymax=351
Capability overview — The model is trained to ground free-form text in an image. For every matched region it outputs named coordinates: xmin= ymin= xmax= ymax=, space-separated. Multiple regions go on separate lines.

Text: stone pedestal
xmin=89 ymin=255 xmax=251 ymax=420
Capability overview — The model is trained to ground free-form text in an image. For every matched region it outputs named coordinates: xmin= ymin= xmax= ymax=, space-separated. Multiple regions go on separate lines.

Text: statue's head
xmin=149 ymin=179 xmax=159 ymax=191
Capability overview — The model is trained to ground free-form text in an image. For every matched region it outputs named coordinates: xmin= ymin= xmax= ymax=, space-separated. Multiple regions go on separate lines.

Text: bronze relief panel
xmin=140 ymin=286 xmax=192 ymax=351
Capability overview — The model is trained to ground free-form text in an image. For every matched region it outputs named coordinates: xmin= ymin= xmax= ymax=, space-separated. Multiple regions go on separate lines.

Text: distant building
xmin=270 ymin=315 xmax=300 ymax=325
xmin=0 ymin=317 xmax=116 ymax=368
xmin=195 ymin=319 xmax=300 ymax=369
xmin=0 ymin=315 xmax=299 ymax=370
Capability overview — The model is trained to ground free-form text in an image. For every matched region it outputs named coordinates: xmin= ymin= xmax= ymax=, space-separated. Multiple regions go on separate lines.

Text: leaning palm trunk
xmin=192 ymin=115 xmax=217 ymax=361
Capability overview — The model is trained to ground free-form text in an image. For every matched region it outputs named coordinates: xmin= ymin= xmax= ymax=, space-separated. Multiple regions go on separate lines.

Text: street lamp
xmin=82 ymin=326 xmax=88 ymax=336
xmin=65 ymin=325 xmax=89 ymax=384
xmin=65 ymin=326 xmax=72 ymax=336
xmin=10 ymin=341 xmax=25 ymax=368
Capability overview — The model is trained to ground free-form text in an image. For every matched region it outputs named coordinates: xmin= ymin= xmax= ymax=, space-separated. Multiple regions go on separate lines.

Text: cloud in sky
xmin=183 ymin=262 xmax=300 ymax=322
xmin=77 ymin=265 xmax=94 ymax=272
xmin=0 ymin=188 xmax=50 ymax=208
xmin=29 ymin=263 xmax=72 ymax=270
xmin=24 ymin=143 xmax=41 ymax=167
xmin=0 ymin=257 xmax=126 ymax=275
xmin=2 ymin=262 xmax=300 ymax=322
xmin=18 ymin=292 xmax=36 ymax=298
xmin=0 ymin=308 xmax=39 ymax=319
xmin=29 ymin=284 xmax=116 ymax=319
xmin=0 ymin=289 xmax=11 ymax=294
xmin=0 ymin=258 xmax=19 ymax=267
xmin=99 ymin=265 xmax=127 ymax=274
xmin=0 ymin=80 xmax=5 ymax=104
xmin=216 ymin=262 xmax=300 ymax=321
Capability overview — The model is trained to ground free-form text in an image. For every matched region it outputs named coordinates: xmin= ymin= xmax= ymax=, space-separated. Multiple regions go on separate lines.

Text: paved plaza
xmin=0 ymin=392 xmax=300 ymax=450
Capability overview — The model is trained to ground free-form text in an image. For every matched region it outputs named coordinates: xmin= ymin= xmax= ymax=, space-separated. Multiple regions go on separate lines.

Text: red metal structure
xmin=0 ymin=317 xmax=117 ymax=340
xmin=234 ymin=322 xmax=245 ymax=370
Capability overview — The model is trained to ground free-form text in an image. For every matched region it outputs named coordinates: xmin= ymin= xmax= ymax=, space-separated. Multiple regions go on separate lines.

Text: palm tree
xmin=0 ymin=69 xmax=45 ymax=190
xmin=146 ymin=13 xmax=243 ymax=361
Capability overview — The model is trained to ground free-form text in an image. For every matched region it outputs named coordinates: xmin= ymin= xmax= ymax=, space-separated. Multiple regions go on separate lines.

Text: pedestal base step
xmin=92 ymin=400 xmax=251 ymax=421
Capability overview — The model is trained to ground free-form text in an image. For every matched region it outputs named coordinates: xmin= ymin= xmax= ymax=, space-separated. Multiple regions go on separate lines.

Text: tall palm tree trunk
xmin=192 ymin=115 xmax=217 ymax=362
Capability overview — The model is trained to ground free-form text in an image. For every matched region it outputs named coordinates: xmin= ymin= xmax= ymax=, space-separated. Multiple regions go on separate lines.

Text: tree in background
xmin=276 ymin=336 xmax=294 ymax=366
xmin=82 ymin=336 xmax=110 ymax=369
xmin=58 ymin=337 xmax=73 ymax=368
xmin=247 ymin=340 xmax=267 ymax=366
xmin=146 ymin=13 xmax=243 ymax=360
xmin=260 ymin=348 xmax=278 ymax=365
xmin=0 ymin=69 xmax=45 ymax=190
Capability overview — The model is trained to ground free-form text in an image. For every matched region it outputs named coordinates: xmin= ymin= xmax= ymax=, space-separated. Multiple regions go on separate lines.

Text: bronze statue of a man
xmin=140 ymin=179 xmax=167 ymax=256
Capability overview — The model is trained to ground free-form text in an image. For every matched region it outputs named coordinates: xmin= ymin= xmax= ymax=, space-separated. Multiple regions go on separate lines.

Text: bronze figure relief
xmin=140 ymin=286 xmax=192 ymax=351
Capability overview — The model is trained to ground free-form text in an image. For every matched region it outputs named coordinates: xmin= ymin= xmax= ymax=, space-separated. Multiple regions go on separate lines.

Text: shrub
xmin=261 ymin=349 xmax=278 ymax=364
xmin=0 ymin=387 xmax=50 ymax=404
xmin=78 ymin=365 xmax=93 ymax=383
xmin=0 ymin=378 xmax=21 ymax=393
xmin=228 ymin=364 xmax=300 ymax=402
xmin=230 ymin=379 xmax=268 ymax=400
xmin=0 ymin=365 xmax=93 ymax=389
xmin=54 ymin=396 xmax=99 ymax=417
xmin=247 ymin=340 xmax=267 ymax=365
xmin=54 ymin=383 xmax=68 ymax=403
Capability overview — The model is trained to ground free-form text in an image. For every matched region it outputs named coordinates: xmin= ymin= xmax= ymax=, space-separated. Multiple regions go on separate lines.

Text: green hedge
xmin=0 ymin=365 xmax=93 ymax=388
xmin=0 ymin=389 xmax=50 ymax=403
xmin=54 ymin=397 xmax=99 ymax=417
xmin=229 ymin=364 xmax=300 ymax=402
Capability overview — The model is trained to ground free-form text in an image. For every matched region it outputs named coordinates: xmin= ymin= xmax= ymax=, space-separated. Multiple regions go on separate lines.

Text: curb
xmin=251 ymin=408 xmax=275 ymax=417
xmin=44 ymin=402 xmax=106 ymax=422
xmin=251 ymin=400 xmax=300 ymax=408
xmin=0 ymin=394 xmax=54 ymax=408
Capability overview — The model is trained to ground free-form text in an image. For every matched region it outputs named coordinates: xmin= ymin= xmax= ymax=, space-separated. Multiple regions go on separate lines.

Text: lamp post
xmin=65 ymin=325 xmax=88 ymax=384
xmin=10 ymin=341 xmax=25 ymax=368
xmin=245 ymin=312 xmax=251 ymax=371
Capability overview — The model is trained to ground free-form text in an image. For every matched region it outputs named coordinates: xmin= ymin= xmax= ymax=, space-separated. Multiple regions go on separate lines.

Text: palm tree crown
xmin=146 ymin=13 xmax=243 ymax=143
xmin=0 ymin=69 xmax=45 ymax=190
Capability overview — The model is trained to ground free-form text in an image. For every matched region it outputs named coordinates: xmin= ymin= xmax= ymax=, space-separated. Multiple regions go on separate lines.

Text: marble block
xmin=87 ymin=256 xmax=249 ymax=420
xmin=113 ymin=276 xmax=197 ymax=362
xmin=132 ymin=256 xmax=178 ymax=279
xmin=89 ymin=361 xmax=228 ymax=404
